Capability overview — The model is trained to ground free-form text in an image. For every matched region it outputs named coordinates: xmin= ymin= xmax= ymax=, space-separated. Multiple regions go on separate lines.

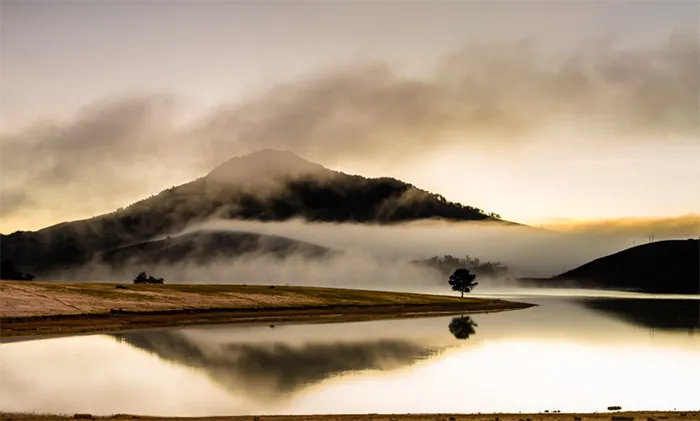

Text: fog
xmin=195 ymin=217 xmax=697 ymax=274
xmin=62 ymin=247 xmax=446 ymax=290
xmin=1 ymin=32 xmax=698 ymax=226
xmin=52 ymin=216 xmax=699 ymax=291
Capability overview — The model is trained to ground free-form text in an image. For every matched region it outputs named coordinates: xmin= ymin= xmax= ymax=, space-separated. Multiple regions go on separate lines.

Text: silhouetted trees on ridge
xmin=133 ymin=272 xmax=164 ymax=284
xmin=414 ymin=254 xmax=509 ymax=277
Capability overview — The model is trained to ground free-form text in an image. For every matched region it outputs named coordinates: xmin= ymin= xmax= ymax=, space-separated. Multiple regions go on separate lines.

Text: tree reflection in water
xmin=448 ymin=315 xmax=478 ymax=339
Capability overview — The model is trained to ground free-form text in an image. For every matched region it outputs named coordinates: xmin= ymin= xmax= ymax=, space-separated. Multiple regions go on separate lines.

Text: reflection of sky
xmin=291 ymin=340 xmax=700 ymax=415
xmin=1 ymin=297 xmax=699 ymax=415
xmin=0 ymin=335 xmax=244 ymax=416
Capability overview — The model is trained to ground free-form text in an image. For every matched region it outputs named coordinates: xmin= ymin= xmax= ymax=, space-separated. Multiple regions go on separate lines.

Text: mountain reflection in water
xmin=1 ymin=294 xmax=699 ymax=416
xmin=581 ymin=298 xmax=700 ymax=331
xmin=113 ymin=331 xmax=443 ymax=399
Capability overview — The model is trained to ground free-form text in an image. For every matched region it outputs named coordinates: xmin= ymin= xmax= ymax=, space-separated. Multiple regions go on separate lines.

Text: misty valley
xmin=2 ymin=151 xmax=699 ymax=295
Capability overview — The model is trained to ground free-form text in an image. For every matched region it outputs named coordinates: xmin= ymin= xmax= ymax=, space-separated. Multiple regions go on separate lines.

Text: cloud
xmin=0 ymin=95 xmax=182 ymax=225
xmin=50 ymin=215 xmax=700 ymax=288
xmin=1 ymin=33 xmax=698 ymax=226
xmin=0 ymin=190 xmax=35 ymax=216
xmin=542 ymin=214 xmax=700 ymax=238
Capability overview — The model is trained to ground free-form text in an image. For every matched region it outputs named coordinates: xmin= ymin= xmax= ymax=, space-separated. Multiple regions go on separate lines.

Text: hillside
xmin=553 ymin=239 xmax=700 ymax=293
xmin=0 ymin=150 xmax=502 ymax=275
xmin=97 ymin=230 xmax=333 ymax=267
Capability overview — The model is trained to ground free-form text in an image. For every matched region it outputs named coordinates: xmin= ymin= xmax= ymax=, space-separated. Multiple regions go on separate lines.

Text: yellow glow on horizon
xmin=2 ymin=130 xmax=698 ymax=234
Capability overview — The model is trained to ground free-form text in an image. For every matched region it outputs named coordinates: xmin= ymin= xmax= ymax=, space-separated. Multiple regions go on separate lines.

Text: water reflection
xmin=448 ymin=316 xmax=478 ymax=339
xmin=581 ymin=298 xmax=700 ymax=332
xmin=113 ymin=330 xmax=441 ymax=399
xmin=1 ymin=295 xmax=699 ymax=416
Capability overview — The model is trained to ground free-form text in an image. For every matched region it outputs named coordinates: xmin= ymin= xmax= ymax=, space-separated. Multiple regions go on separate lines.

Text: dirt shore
xmin=0 ymin=281 xmax=533 ymax=339
xmin=1 ymin=411 xmax=697 ymax=421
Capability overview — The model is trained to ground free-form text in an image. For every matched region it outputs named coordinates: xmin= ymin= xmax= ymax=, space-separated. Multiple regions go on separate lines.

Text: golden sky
xmin=1 ymin=1 xmax=698 ymax=233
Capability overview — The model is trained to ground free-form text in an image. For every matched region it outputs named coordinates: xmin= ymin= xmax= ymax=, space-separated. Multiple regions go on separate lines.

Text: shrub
xmin=133 ymin=272 xmax=165 ymax=284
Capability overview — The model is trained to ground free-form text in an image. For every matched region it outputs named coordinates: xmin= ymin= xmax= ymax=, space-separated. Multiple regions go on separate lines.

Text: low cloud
xmin=49 ymin=216 xmax=700 ymax=289
xmin=1 ymin=33 xmax=698 ymax=226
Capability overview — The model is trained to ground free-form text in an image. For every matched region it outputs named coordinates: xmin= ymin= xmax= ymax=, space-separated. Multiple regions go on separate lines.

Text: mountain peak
xmin=242 ymin=149 xmax=305 ymax=161
xmin=206 ymin=149 xmax=331 ymax=184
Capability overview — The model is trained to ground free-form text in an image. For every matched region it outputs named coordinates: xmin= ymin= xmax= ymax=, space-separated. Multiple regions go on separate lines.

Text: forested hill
xmin=1 ymin=150 xmax=506 ymax=273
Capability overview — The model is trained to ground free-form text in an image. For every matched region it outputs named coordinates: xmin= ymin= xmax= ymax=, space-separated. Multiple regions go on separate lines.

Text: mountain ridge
xmin=1 ymin=149 xmax=507 ymax=275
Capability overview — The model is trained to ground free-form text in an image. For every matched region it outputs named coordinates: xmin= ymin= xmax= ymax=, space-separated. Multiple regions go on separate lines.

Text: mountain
xmin=97 ymin=230 xmax=333 ymax=267
xmin=1 ymin=149 xmax=503 ymax=275
xmin=552 ymin=239 xmax=700 ymax=294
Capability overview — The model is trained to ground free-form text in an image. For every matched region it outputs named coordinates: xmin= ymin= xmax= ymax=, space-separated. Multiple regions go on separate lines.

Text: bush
xmin=133 ymin=272 xmax=165 ymax=284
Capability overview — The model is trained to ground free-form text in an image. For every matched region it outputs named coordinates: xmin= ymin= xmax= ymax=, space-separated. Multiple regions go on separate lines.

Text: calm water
xmin=1 ymin=293 xmax=699 ymax=416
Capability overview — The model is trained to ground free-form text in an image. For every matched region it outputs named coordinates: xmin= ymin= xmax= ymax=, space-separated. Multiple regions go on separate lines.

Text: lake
xmin=1 ymin=291 xmax=699 ymax=416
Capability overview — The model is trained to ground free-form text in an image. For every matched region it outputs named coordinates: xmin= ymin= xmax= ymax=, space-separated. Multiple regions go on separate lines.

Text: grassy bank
xmin=1 ymin=411 xmax=696 ymax=421
xmin=0 ymin=281 xmax=533 ymax=338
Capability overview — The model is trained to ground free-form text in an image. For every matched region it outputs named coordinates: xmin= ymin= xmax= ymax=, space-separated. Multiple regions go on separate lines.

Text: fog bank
xmin=50 ymin=217 xmax=699 ymax=290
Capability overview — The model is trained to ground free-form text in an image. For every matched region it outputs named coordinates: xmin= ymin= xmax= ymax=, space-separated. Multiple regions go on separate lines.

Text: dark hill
xmin=98 ymin=230 xmax=333 ymax=267
xmin=1 ymin=150 xmax=504 ymax=274
xmin=0 ymin=260 xmax=35 ymax=281
xmin=553 ymin=239 xmax=700 ymax=294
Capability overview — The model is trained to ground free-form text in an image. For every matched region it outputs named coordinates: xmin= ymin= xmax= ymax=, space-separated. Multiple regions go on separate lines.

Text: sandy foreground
xmin=1 ymin=411 xmax=697 ymax=421
xmin=0 ymin=281 xmax=533 ymax=338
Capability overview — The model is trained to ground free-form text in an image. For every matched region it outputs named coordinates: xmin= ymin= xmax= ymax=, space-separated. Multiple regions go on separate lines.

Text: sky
xmin=1 ymin=0 xmax=699 ymax=233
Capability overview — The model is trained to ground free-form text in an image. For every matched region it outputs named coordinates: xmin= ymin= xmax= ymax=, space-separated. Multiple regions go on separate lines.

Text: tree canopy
xmin=133 ymin=272 xmax=165 ymax=284
xmin=414 ymin=254 xmax=509 ymax=277
xmin=448 ymin=268 xmax=478 ymax=297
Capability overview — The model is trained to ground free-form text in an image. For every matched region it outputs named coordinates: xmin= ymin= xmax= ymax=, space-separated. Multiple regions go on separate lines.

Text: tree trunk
xmin=461 ymin=291 xmax=464 ymax=298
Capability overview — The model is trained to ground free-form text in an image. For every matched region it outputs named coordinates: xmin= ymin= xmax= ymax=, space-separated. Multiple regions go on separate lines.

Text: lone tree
xmin=133 ymin=272 xmax=164 ymax=284
xmin=448 ymin=268 xmax=478 ymax=297
xmin=448 ymin=315 xmax=478 ymax=339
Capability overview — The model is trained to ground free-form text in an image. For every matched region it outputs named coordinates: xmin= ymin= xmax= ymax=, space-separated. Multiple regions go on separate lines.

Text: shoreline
xmin=1 ymin=411 xmax=697 ymax=421
xmin=0 ymin=281 xmax=534 ymax=339
xmin=0 ymin=302 xmax=528 ymax=341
